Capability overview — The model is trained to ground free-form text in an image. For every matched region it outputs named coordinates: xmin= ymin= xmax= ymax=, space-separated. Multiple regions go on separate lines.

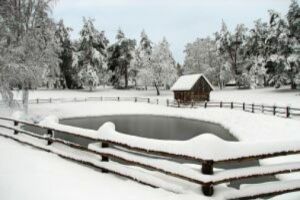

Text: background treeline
xmin=0 ymin=0 xmax=299 ymax=110
xmin=183 ymin=0 xmax=300 ymax=90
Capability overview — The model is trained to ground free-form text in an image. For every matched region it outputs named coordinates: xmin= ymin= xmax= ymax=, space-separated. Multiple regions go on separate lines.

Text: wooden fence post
xmin=49 ymin=98 xmax=52 ymax=103
xmin=148 ymin=98 xmax=150 ymax=103
xmin=118 ymin=97 xmax=120 ymax=101
xmin=47 ymin=129 xmax=54 ymax=145
xmin=286 ymin=106 xmax=290 ymax=118
xmin=157 ymin=99 xmax=159 ymax=105
xmin=101 ymin=142 xmax=109 ymax=173
xmin=13 ymin=121 xmax=19 ymax=135
xmin=252 ymin=104 xmax=255 ymax=113
xmin=231 ymin=102 xmax=233 ymax=109
xmin=201 ymin=160 xmax=214 ymax=196
xmin=36 ymin=98 xmax=39 ymax=104
xmin=100 ymin=96 xmax=103 ymax=101
xmin=273 ymin=105 xmax=276 ymax=116
xmin=262 ymin=105 xmax=264 ymax=113
xmin=167 ymin=99 xmax=169 ymax=107
xmin=204 ymin=101 xmax=207 ymax=108
xmin=191 ymin=100 xmax=194 ymax=108
xmin=220 ymin=101 xmax=223 ymax=108
xmin=177 ymin=100 xmax=180 ymax=108
xmin=135 ymin=97 xmax=137 ymax=102
xmin=243 ymin=102 xmax=245 ymax=111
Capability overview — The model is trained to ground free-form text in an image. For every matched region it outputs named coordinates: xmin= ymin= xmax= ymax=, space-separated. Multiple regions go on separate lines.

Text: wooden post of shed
xmin=166 ymin=99 xmax=169 ymax=107
xmin=201 ymin=160 xmax=214 ymax=196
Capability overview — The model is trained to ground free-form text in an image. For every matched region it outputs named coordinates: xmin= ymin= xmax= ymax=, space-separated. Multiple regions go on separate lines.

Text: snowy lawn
xmin=0 ymin=98 xmax=300 ymax=199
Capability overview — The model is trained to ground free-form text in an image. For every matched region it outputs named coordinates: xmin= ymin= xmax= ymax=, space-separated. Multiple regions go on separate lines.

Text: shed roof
xmin=171 ymin=74 xmax=214 ymax=91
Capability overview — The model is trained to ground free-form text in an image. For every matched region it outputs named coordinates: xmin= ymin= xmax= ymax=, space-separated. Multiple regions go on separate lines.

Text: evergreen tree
xmin=287 ymin=0 xmax=300 ymax=41
xmin=73 ymin=18 xmax=108 ymax=91
xmin=55 ymin=20 xmax=81 ymax=89
xmin=265 ymin=10 xmax=293 ymax=88
xmin=107 ymin=29 xmax=136 ymax=88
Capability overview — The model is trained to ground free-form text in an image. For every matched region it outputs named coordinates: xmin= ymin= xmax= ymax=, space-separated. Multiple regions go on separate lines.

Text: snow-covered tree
xmin=287 ymin=0 xmax=300 ymax=42
xmin=73 ymin=18 xmax=108 ymax=91
xmin=142 ymin=38 xmax=177 ymax=95
xmin=130 ymin=30 xmax=152 ymax=87
xmin=55 ymin=20 xmax=81 ymax=89
xmin=107 ymin=29 xmax=136 ymax=88
xmin=264 ymin=10 xmax=294 ymax=88
xmin=183 ymin=37 xmax=231 ymax=89
xmin=0 ymin=0 xmax=61 ymax=111
xmin=216 ymin=22 xmax=248 ymax=87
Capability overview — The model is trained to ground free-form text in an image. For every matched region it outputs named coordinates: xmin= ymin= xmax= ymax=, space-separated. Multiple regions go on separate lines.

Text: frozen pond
xmin=61 ymin=115 xmax=237 ymax=142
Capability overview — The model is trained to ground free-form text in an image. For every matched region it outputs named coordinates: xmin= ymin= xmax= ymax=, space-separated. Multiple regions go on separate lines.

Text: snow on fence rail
xmin=0 ymin=116 xmax=299 ymax=199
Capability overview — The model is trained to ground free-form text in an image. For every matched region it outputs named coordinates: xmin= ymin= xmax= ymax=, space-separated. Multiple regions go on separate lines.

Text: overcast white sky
xmin=52 ymin=0 xmax=291 ymax=63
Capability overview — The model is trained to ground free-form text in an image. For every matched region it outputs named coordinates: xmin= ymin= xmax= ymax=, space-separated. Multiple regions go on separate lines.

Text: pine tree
xmin=55 ymin=20 xmax=81 ymax=89
xmin=73 ymin=18 xmax=108 ymax=91
xmin=287 ymin=0 xmax=300 ymax=41
xmin=107 ymin=29 xmax=136 ymax=88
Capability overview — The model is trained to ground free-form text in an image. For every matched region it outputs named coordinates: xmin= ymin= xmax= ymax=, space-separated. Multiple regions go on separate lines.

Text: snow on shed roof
xmin=171 ymin=74 xmax=214 ymax=91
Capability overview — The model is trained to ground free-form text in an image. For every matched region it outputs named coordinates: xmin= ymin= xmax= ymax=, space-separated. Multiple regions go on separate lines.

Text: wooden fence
xmin=0 ymin=116 xmax=299 ymax=199
xmin=1 ymin=96 xmax=299 ymax=119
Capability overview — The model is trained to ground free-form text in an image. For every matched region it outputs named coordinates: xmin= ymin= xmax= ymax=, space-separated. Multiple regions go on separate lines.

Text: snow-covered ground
xmin=0 ymin=88 xmax=300 ymax=199
xmin=6 ymin=86 xmax=300 ymax=107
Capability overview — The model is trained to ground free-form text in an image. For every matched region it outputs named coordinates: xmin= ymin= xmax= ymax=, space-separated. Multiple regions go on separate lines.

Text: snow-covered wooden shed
xmin=171 ymin=74 xmax=214 ymax=102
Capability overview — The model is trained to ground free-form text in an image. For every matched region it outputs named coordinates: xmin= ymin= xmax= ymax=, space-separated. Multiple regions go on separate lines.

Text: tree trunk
xmin=291 ymin=81 xmax=297 ymax=90
xmin=124 ymin=64 xmax=128 ymax=89
xmin=22 ymin=88 xmax=29 ymax=114
xmin=154 ymin=83 xmax=160 ymax=96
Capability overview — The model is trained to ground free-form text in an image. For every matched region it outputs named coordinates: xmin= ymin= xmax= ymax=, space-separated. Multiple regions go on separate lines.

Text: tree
xmin=216 ymin=22 xmax=248 ymax=87
xmin=183 ymin=37 xmax=231 ymax=89
xmin=265 ymin=10 xmax=294 ymax=88
xmin=143 ymin=38 xmax=176 ymax=95
xmin=55 ymin=19 xmax=81 ymax=89
xmin=243 ymin=19 xmax=269 ymax=88
xmin=72 ymin=18 xmax=108 ymax=91
xmin=287 ymin=0 xmax=300 ymax=41
xmin=0 ymin=0 xmax=61 ymax=112
xmin=107 ymin=29 xmax=136 ymax=88
xmin=130 ymin=30 xmax=152 ymax=88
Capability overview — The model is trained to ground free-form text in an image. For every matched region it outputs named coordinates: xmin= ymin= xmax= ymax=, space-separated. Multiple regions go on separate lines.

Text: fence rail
xmin=3 ymin=96 xmax=300 ymax=119
xmin=0 ymin=116 xmax=299 ymax=199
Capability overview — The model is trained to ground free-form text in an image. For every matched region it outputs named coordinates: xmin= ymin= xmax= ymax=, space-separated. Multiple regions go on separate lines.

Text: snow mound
xmin=39 ymin=115 xmax=59 ymax=126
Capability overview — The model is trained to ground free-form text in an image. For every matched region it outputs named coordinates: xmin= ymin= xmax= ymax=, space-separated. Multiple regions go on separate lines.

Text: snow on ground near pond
xmin=0 ymin=99 xmax=300 ymax=199
xmin=0 ymin=138 xmax=204 ymax=200
xmin=5 ymin=85 xmax=300 ymax=107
